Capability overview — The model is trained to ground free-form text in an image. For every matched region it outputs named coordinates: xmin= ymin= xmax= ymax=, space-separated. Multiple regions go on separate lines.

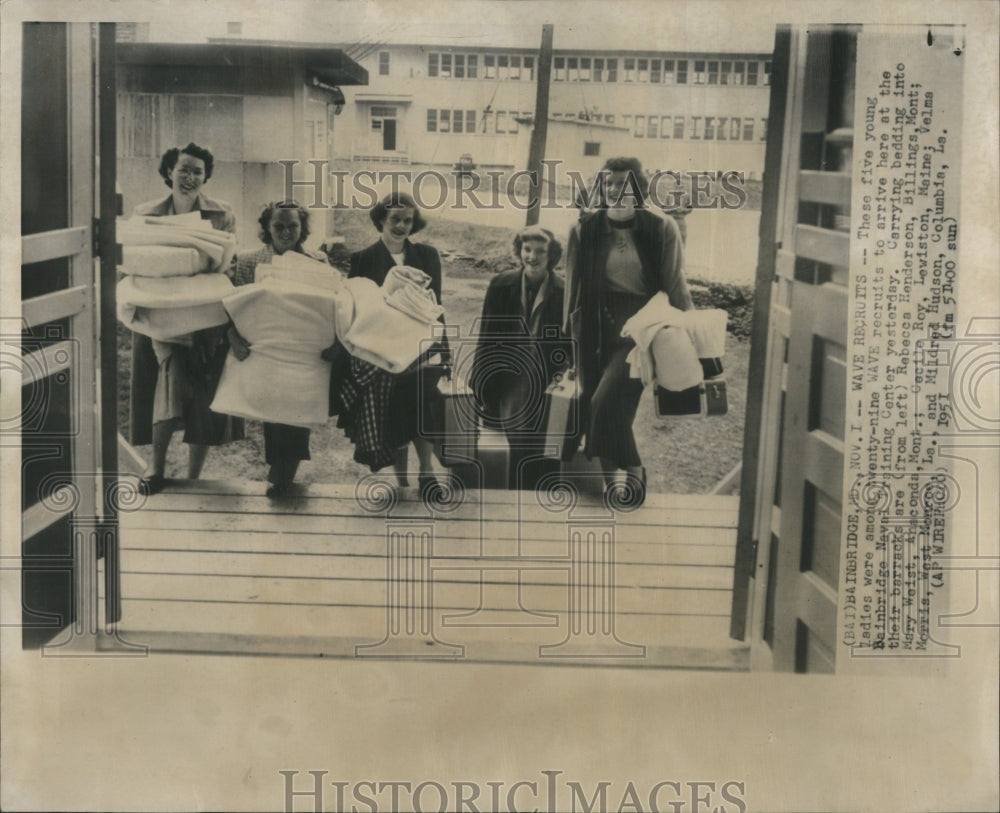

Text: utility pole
xmin=525 ymin=23 xmax=553 ymax=226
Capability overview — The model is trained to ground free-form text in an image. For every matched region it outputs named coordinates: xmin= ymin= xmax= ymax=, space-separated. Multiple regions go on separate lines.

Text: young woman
xmin=228 ymin=200 xmax=331 ymax=497
xmin=564 ymin=157 xmax=693 ymax=506
xmin=470 ymin=226 xmax=571 ymax=490
xmin=342 ymin=193 xmax=449 ymax=495
xmin=131 ymin=142 xmax=244 ymax=495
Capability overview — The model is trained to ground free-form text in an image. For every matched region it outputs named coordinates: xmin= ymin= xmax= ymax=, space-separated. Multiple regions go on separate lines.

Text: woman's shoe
xmin=266 ymin=481 xmax=292 ymax=498
xmin=418 ymin=473 xmax=444 ymax=504
xmin=138 ymin=472 xmax=165 ymax=496
xmin=604 ymin=467 xmax=646 ymax=509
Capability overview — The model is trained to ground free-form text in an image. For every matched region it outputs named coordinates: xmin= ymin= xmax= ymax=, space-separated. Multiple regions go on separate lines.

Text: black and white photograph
xmin=1 ymin=1 xmax=997 ymax=811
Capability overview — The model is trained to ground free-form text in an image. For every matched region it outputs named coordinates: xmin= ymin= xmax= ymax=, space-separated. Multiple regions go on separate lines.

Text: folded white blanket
xmin=336 ymin=277 xmax=438 ymax=373
xmin=120 ymin=245 xmax=207 ymax=277
xmin=620 ymin=293 xmax=728 ymax=389
xmin=124 ymin=302 xmax=230 ymax=341
xmin=383 ymin=265 xmax=432 ymax=294
xmin=117 ymin=273 xmax=234 ymax=340
xmin=210 ymin=281 xmax=339 ymax=427
xmin=385 ymin=283 xmax=445 ymax=324
xmin=118 ymin=218 xmax=236 ymax=272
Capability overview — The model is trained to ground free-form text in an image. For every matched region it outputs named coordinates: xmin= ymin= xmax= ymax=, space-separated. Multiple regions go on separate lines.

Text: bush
xmin=687 ymin=277 xmax=755 ymax=340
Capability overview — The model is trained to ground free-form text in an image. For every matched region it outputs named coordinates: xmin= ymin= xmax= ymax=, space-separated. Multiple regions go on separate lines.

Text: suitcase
xmin=433 ymin=379 xmax=479 ymax=466
xmin=476 ymin=426 xmax=511 ymax=490
xmin=655 ymin=375 xmax=728 ymax=417
xmin=542 ymin=370 xmax=581 ymax=459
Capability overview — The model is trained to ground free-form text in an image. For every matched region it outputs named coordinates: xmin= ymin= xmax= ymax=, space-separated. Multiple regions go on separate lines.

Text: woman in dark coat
xmin=131 ymin=142 xmax=244 ymax=495
xmin=228 ymin=200 xmax=331 ymax=497
xmin=470 ymin=226 xmax=571 ymax=490
xmin=564 ymin=157 xmax=693 ymax=505
xmin=345 ymin=193 xmax=448 ymax=492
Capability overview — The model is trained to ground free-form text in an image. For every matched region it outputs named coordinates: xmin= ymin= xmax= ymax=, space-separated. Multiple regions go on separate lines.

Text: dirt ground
xmin=119 ymin=207 xmax=750 ymax=494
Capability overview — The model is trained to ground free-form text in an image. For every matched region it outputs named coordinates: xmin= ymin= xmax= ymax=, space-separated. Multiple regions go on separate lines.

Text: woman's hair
xmin=369 ymin=192 xmax=427 ymax=234
xmin=599 ymin=156 xmax=649 ymax=206
xmin=257 ymin=200 xmax=311 ymax=247
xmin=513 ymin=225 xmax=563 ymax=271
xmin=158 ymin=142 xmax=216 ymax=188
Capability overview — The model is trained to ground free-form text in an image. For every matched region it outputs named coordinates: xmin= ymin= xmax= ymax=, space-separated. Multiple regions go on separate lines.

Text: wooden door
xmin=733 ymin=26 xmax=857 ymax=671
xmin=18 ymin=22 xmax=119 ymax=649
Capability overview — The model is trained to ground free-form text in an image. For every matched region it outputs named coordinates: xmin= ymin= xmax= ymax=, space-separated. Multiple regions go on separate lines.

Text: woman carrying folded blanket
xmin=131 ymin=142 xmax=244 ymax=495
xmin=564 ymin=157 xmax=693 ymax=507
xmin=228 ymin=201 xmax=331 ymax=498
xmin=337 ymin=193 xmax=449 ymax=497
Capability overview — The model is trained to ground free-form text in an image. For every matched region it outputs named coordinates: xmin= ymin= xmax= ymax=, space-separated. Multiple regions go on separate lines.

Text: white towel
xmin=335 ymin=277 xmax=438 ymax=373
xmin=210 ymin=280 xmax=339 ymax=427
xmin=118 ymin=218 xmax=236 ymax=272
xmin=117 ymin=273 xmax=234 ymax=340
xmin=620 ymin=293 xmax=727 ymax=388
xmin=120 ymin=245 xmax=207 ymax=278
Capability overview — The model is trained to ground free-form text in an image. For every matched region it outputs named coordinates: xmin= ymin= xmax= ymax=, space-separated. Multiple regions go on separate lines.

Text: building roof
xmin=116 ymin=42 xmax=368 ymax=86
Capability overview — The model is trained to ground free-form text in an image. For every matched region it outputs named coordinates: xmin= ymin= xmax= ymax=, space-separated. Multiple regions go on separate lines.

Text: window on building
xmin=635 ymin=114 xmax=645 ymax=137
xmin=651 ymin=58 xmax=662 ymax=83
xmin=673 ymin=116 xmax=685 ymax=138
xmin=453 ymin=108 xmax=465 ymax=133
xmin=690 ymin=116 xmax=703 ymax=139
xmin=760 ymin=118 xmax=768 ymax=140
xmin=426 ymin=110 xmax=437 ymax=132
xmin=428 ymin=53 xmax=439 ymax=77
xmin=498 ymin=54 xmax=509 ymax=80
xmin=742 ymin=118 xmax=754 ymax=141
xmin=510 ymin=55 xmax=521 ymax=80
xmin=584 ymin=141 xmax=601 ymax=156
xmin=567 ymin=56 xmax=578 ymax=82
xmin=732 ymin=61 xmax=745 ymax=85
xmin=647 ymin=116 xmax=658 ymax=138
xmin=746 ymin=61 xmax=759 ymax=85
xmin=704 ymin=116 xmax=715 ymax=140
xmin=663 ymin=59 xmax=674 ymax=84
xmin=763 ymin=61 xmax=772 ymax=85
xmin=524 ymin=56 xmax=534 ymax=80
xmin=716 ymin=116 xmax=728 ymax=140
xmin=580 ymin=57 xmax=592 ymax=81
xmin=227 ymin=21 xmax=242 ymax=35
xmin=553 ymin=56 xmax=565 ymax=81
xmin=605 ymin=114 xmax=615 ymax=124
xmin=485 ymin=54 xmax=497 ymax=79
xmin=638 ymin=58 xmax=649 ymax=82
xmin=379 ymin=51 xmax=390 ymax=76
xmin=676 ymin=59 xmax=688 ymax=84
xmin=729 ymin=117 xmax=741 ymax=140
xmin=496 ymin=111 xmax=507 ymax=133
xmin=692 ymin=60 xmax=706 ymax=84
xmin=606 ymin=58 xmax=618 ymax=82
xmin=467 ymin=54 xmax=478 ymax=79
xmin=454 ymin=54 xmax=465 ymax=79
xmin=439 ymin=110 xmax=451 ymax=132
xmin=594 ymin=57 xmax=604 ymax=81
xmin=719 ymin=60 xmax=731 ymax=85
xmin=624 ymin=57 xmax=636 ymax=82
xmin=708 ymin=60 xmax=719 ymax=84
xmin=440 ymin=53 xmax=452 ymax=78
xmin=660 ymin=115 xmax=671 ymax=138
xmin=467 ymin=110 xmax=477 ymax=132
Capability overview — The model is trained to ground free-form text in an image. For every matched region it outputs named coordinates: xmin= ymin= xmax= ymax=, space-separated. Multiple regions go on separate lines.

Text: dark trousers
xmin=263 ymin=422 xmax=311 ymax=467
xmin=587 ymin=343 xmax=645 ymax=469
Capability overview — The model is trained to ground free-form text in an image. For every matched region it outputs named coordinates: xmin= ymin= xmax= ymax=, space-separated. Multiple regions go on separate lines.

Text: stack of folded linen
xmin=116 ymin=214 xmax=237 ymax=341
xmin=382 ymin=265 xmax=446 ymax=323
xmin=334 ymin=276 xmax=443 ymax=374
xmin=211 ymin=253 xmax=342 ymax=427
xmin=620 ymin=292 xmax=728 ymax=390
